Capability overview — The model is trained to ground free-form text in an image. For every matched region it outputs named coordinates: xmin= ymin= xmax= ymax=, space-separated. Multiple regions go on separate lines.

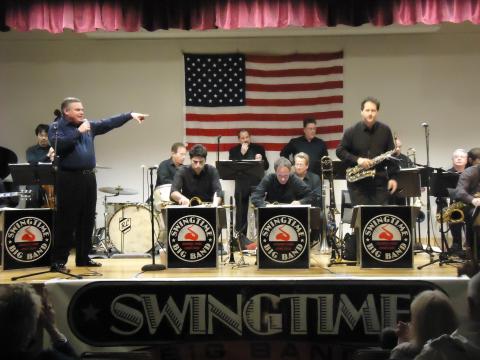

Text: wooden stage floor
xmin=0 ymin=248 xmax=464 ymax=284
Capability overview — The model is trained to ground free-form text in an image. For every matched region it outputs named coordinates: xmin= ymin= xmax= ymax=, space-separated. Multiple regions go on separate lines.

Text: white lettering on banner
xmin=109 ymin=292 xmax=411 ymax=336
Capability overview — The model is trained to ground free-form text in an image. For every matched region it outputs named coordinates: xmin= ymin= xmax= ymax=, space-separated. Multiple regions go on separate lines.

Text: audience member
xmin=390 ymin=290 xmax=458 ymax=360
xmin=0 ymin=283 xmax=76 ymax=360
xmin=414 ymin=272 xmax=480 ymax=359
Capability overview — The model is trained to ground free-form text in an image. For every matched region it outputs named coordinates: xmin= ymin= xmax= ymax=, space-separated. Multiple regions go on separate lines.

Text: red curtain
xmin=3 ymin=0 xmax=480 ymax=33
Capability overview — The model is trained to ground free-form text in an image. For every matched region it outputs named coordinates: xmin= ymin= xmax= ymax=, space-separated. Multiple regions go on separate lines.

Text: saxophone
xmin=346 ymin=149 xmax=395 ymax=182
xmin=436 ymin=192 xmax=480 ymax=224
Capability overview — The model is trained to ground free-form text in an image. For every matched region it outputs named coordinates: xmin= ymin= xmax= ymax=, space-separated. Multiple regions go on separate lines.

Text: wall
xmin=1 ymin=28 xmax=479 ymax=241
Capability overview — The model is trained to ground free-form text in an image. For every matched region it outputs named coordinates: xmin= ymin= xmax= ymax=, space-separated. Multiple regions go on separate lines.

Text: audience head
xmin=379 ymin=327 xmax=397 ymax=350
xmin=467 ymin=271 xmax=480 ymax=321
xmin=0 ymin=283 xmax=42 ymax=354
xmin=408 ymin=289 xmax=458 ymax=348
xmin=274 ymin=157 xmax=292 ymax=185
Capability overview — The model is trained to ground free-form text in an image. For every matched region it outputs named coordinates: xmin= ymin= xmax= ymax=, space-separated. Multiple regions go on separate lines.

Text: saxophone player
xmin=454 ymin=147 xmax=480 ymax=254
xmin=336 ymin=97 xmax=399 ymax=205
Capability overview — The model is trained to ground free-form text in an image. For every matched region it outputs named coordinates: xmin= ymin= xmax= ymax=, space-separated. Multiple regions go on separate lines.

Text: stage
xmin=0 ymin=248 xmax=465 ymax=283
xmin=0 ymin=249 xmax=470 ymax=360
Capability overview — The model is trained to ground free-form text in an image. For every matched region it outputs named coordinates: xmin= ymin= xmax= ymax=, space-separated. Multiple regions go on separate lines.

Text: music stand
xmin=9 ymin=163 xmax=55 ymax=186
xmin=216 ymin=160 xmax=264 ymax=181
xmin=216 ymin=160 xmax=264 ymax=263
xmin=418 ymin=171 xmax=462 ymax=269
xmin=9 ymin=163 xmax=81 ymax=280
xmin=395 ymin=168 xmax=421 ymax=199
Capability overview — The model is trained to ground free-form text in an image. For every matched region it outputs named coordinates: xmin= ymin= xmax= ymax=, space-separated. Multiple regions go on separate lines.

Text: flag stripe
xmin=246 ymin=66 xmax=343 ymax=78
xmin=246 ymin=81 xmax=343 ymax=92
xmin=185 ymin=111 xmax=343 ymax=122
xmin=246 ymin=95 xmax=343 ymax=107
xmin=186 ymin=125 xmax=343 ymax=137
xmin=246 ymin=52 xmax=343 ymax=63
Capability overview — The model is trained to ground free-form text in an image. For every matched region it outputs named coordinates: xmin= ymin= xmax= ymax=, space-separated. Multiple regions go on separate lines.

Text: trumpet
xmin=189 ymin=196 xmax=213 ymax=207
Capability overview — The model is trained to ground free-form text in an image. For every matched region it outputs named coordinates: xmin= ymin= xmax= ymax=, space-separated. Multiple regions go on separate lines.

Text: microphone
xmin=217 ymin=135 xmax=222 ymax=140
xmin=421 ymin=122 xmax=428 ymax=127
xmin=148 ymin=166 xmax=158 ymax=170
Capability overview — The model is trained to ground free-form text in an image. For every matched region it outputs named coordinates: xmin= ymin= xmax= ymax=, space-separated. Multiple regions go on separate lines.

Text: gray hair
xmin=0 ymin=283 xmax=42 ymax=352
xmin=274 ymin=157 xmax=292 ymax=171
xmin=294 ymin=152 xmax=310 ymax=166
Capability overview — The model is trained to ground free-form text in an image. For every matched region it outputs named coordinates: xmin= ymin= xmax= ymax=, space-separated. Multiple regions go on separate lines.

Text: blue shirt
xmin=48 ymin=113 xmax=132 ymax=170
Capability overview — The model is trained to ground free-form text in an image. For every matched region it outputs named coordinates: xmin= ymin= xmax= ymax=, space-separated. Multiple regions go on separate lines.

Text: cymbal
xmin=98 ymin=186 xmax=137 ymax=195
xmin=95 ymin=164 xmax=111 ymax=169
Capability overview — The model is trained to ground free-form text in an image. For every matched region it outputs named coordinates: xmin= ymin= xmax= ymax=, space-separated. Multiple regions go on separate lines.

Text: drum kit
xmin=93 ymin=185 xmax=165 ymax=256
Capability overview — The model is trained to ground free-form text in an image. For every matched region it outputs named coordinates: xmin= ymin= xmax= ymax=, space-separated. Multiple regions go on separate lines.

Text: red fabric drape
xmin=4 ymin=0 xmax=480 ymax=33
xmin=5 ymin=0 xmax=141 ymax=33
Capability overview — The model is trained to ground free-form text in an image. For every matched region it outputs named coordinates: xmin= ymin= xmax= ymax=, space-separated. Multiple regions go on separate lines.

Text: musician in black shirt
xmin=228 ymin=129 xmax=268 ymax=248
xmin=251 ymin=157 xmax=312 ymax=207
xmin=171 ymin=144 xmax=223 ymax=206
xmin=280 ymin=118 xmax=328 ymax=169
xmin=454 ymin=148 xmax=480 ymax=253
xmin=336 ymin=97 xmax=399 ymax=205
xmin=155 ymin=142 xmax=187 ymax=186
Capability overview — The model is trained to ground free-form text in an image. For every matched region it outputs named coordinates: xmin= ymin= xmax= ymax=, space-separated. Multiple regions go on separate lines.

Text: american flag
xmin=184 ymin=52 xmax=344 ymax=155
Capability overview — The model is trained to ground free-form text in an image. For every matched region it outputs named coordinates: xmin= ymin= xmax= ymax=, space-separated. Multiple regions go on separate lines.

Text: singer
xmin=48 ymin=97 xmax=148 ymax=271
xmin=336 ymin=97 xmax=399 ymax=206
xmin=228 ymin=129 xmax=268 ymax=249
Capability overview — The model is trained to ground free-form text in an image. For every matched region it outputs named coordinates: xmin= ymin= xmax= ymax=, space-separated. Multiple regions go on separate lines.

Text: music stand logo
xmin=5 ymin=217 xmax=51 ymax=262
xmin=259 ymin=215 xmax=307 ymax=263
xmin=362 ymin=214 xmax=411 ymax=262
xmin=169 ymin=215 xmax=215 ymax=262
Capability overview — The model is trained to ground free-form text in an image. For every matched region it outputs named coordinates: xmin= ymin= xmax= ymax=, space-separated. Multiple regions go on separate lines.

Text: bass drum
xmin=153 ymin=184 xmax=172 ymax=211
xmin=108 ymin=204 xmax=160 ymax=253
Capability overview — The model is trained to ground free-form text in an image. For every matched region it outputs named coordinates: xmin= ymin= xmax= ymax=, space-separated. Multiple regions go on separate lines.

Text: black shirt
xmin=155 ymin=158 xmax=182 ymax=186
xmin=280 ymin=136 xmax=328 ymax=167
xmin=26 ymin=145 xmax=50 ymax=163
xmin=171 ymin=164 xmax=223 ymax=202
xmin=229 ymin=143 xmax=269 ymax=170
xmin=251 ymin=173 xmax=312 ymax=207
xmin=455 ymin=164 xmax=480 ymax=205
xmin=336 ymin=121 xmax=399 ymax=179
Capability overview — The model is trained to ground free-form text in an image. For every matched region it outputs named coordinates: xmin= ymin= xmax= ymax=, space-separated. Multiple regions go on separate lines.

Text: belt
xmin=61 ymin=168 xmax=96 ymax=175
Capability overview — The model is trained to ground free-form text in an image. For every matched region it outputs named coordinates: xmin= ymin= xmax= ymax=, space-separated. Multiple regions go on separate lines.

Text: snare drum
xmin=108 ymin=204 xmax=160 ymax=253
xmin=153 ymin=184 xmax=172 ymax=211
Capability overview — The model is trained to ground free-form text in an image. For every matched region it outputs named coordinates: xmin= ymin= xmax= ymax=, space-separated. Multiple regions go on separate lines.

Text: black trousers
xmin=52 ymin=170 xmax=96 ymax=265
xmin=347 ymin=177 xmax=389 ymax=206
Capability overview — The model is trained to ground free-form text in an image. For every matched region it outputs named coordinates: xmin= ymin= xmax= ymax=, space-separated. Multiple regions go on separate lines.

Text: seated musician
xmin=170 ymin=144 xmax=223 ymax=206
xmin=454 ymin=147 xmax=480 ymax=256
xmin=25 ymin=124 xmax=55 ymax=208
xmin=155 ymin=142 xmax=187 ymax=187
xmin=293 ymin=152 xmax=321 ymax=206
xmin=445 ymin=149 xmax=469 ymax=252
xmin=251 ymin=157 xmax=312 ymax=208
